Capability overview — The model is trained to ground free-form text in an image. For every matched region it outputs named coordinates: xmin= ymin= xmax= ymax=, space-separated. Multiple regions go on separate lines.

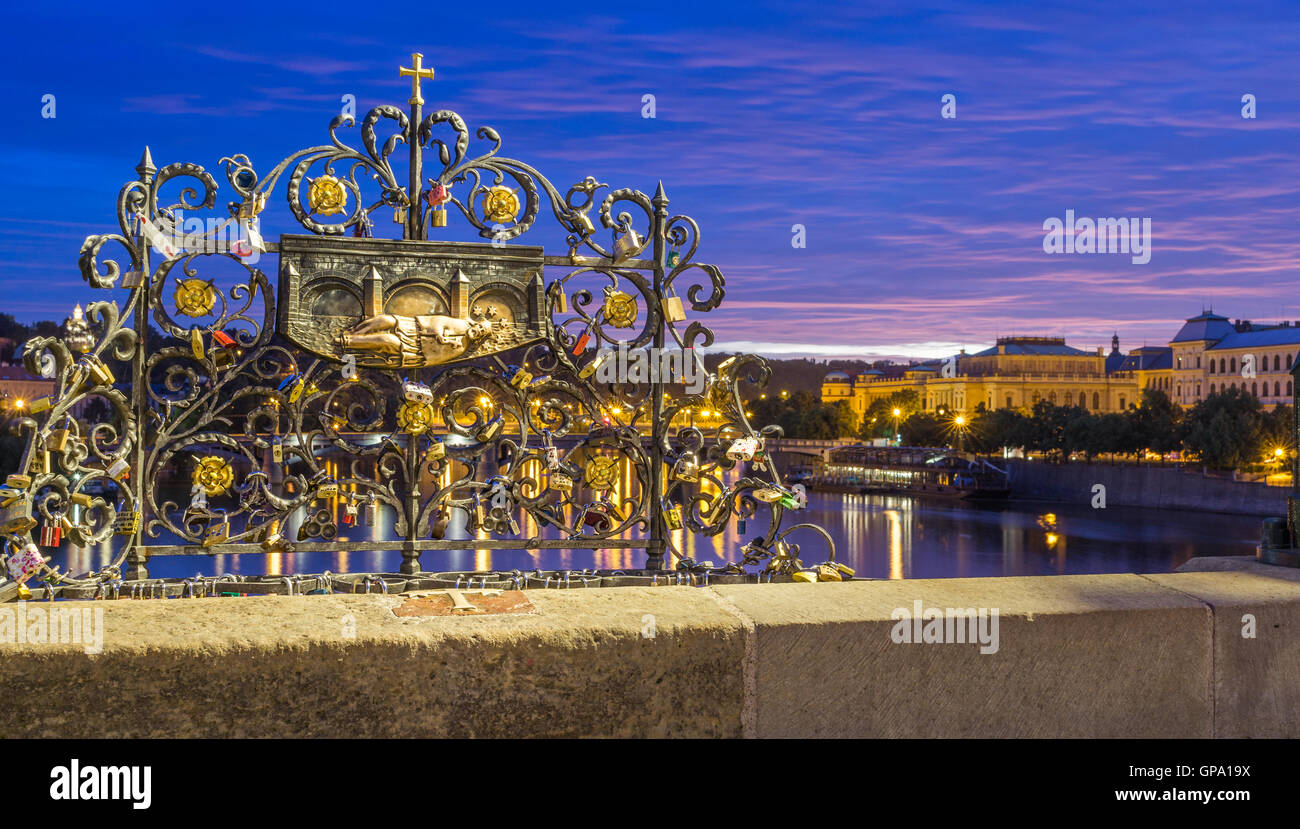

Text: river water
xmin=46 ymin=489 xmax=1261 ymax=580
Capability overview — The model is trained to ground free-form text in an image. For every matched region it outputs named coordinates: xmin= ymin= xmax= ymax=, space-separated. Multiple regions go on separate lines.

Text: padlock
xmin=0 ymin=487 xmax=21 ymax=508
xmin=212 ymin=348 xmax=235 ymax=369
xmin=662 ymin=295 xmax=687 ymax=323
xmin=570 ymin=210 xmax=594 ymax=236
xmin=779 ymin=494 xmax=799 ymax=510
xmin=393 ymin=205 xmax=407 ymax=224
xmin=552 ymin=285 xmax=569 ymax=314
xmin=108 ymin=458 xmax=130 ymax=482
xmin=83 ymin=355 xmax=114 ymax=386
xmin=544 ymin=445 xmax=560 ymax=470
xmin=260 ymin=520 xmax=287 ymax=553
xmin=792 ymin=570 xmax=819 ymax=583
xmin=202 ymin=510 xmax=230 ymax=548
xmin=28 ymin=450 xmax=50 ymax=477
xmin=476 ymin=417 xmax=503 ymax=443
xmin=290 ymin=377 xmax=310 ymax=403
xmin=46 ymin=427 xmax=71 ymax=452
xmin=272 ymin=438 xmax=284 ymax=464
xmin=39 ymin=520 xmax=61 ymax=547
xmin=28 ymin=397 xmax=52 ymax=414
xmin=667 ymin=248 xmax=681 ymax=268
xmin=578 ymin=349 xmax=613 ymax=380
xmin=342 ymin=497 xmax=358 ymax=525
xmin=472 ymin=494 xmax=485 ymax=530
xmin=427 ymin=440 xmax=445 ymax=461
xmin=190 ymin=329 xmax=206 ymax=360
xmin=430 ymin=506 xmax=449 ymax=540
xmin=737 ymin=519 xmax=747 ymax=534
xmin=663 ymin=501 xmax=683 ymax=530
xmin=6 ymin=474 xmax=31 ymax=490
xmin=550 ymin=471 xmax=573 ymax=493
xmin=5 ymin=541 xmax=45 ymax=584
xmin=816 ymin=563 xmax=843 ymax=582
xmin=613 ymin=228 xmax=642 ymax=263
xmin=317 ymin=482 xmax=339 ymax=499
xmin=505 ymin=512 xmax=521 ymax=535
xmin=113 ymin=509 xmax=140 ymax=536
xmin=121 ymin=270 xmax=143 ymax=288
xmin=829 ymin=561 xmax=855 ymax=579
xmin=671 ymin=453 xmax=699 ymax=483
xmin=363 ymin=494 xmax=378 ymax=526
xmin=508 ymin=365 xmax=533 ymax=389
xmin=430 ymin=207 xmax=447 ymax=228
xmin=402 ymin=379 xmax=433 ymax=403
xmin=69 ymin=492 xmax=92 ymax=508
xmin=726 ymin=436 xmax=761 ymax=462
xmin=212 ymin=330 xmax=237 ymax=349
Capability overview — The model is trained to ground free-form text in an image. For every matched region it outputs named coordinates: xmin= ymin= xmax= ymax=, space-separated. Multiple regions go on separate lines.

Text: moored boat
xmin=808 ymin=445 xmax=1010 ymax=500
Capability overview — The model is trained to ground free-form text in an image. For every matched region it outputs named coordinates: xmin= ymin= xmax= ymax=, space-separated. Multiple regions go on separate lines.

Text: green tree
xmin=1182 ymin=387 xmax=1263 ymax=470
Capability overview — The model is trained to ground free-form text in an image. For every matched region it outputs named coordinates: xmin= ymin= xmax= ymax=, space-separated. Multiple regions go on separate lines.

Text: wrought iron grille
xmin=0 ymin=55 xmax=837 ymax=593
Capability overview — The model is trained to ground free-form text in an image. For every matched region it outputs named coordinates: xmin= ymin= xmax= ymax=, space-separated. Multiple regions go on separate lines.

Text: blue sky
xmin=2 ymin=1 xmax=1298 ymax=360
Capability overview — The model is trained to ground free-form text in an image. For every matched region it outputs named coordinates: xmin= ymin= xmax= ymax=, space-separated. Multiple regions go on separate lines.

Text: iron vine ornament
xmin=0 ymin=55 xmax=840 ymax=595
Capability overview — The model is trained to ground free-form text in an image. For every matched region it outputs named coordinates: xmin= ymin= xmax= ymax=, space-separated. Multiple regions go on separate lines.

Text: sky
xmin=1 ymin=1 xmax=1298 ymax=361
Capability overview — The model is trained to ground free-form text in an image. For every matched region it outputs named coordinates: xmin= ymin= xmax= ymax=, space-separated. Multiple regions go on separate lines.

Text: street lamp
xmin=952 ymin=413 xmax=968 ymax=452
xmin=891 ymin=407 xmax=901 ymax=445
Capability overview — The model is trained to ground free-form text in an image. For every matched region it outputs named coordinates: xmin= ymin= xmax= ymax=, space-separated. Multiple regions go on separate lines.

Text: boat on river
xmin=807 ymin=445 xmax=1010 ymax=500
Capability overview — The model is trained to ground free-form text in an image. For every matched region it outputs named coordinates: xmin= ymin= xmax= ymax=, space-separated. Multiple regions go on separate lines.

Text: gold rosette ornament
xmin=174 ymin=278 xmax=216 ymax=318
xmin=193 ymin=456 xmax=235 ymax=497
xmin=397 ymin=401 xmax=436 ymax=435
xmin=602 ymin=288 xmax=638 ymax=329
xmin=307 ymin=175 xmax=348 ymax=216
xmin=481 ymin=186 xmax=520 ymax=223
xmin=583 ymin=455 xmax=619 ymax=491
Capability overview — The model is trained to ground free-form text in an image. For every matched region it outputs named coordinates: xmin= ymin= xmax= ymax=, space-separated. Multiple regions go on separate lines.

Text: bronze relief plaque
xmin=277 ymin=235 xmax=546 ymax=367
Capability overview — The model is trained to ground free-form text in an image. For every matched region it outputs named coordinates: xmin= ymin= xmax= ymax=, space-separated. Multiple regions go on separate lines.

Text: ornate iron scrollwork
xmin=0 ymin=55 xmax=834 ymax=592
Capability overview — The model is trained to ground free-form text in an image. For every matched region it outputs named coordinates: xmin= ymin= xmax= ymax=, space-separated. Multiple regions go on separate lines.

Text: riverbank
xmin=1005 ymin=459 xmax=1287 ymax=517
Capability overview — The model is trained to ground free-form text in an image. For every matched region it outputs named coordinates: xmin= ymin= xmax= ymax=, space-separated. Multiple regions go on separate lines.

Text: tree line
xmin=755 ymin=385 xmax=1293 ymax=471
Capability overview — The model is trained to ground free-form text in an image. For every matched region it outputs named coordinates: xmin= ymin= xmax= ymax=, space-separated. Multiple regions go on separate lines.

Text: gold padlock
xmin=664 ymin=503 xmax=683 ymax=530
xmin=510 ymin=368 xmax=533 ymax=389
xmin=578 ymin=350 xmax=612 ymax=380
xmin=202 ymin=512 xmax=230 ymax=548
xmin=816 ymin=564 xmax=843 ymax=582
xmin=427 ymin=441 xmax=446 ymax=461
xmin=430 ymin=207 xmax=447 ymax=228
xmin=318 ymin=483 xmax=339 ymax=499
xmin=84 ymin=355 xmax=115 ymax=386
xmin=69 ymin=492 xmax=93 ymax=507
xmin=28 ymin=397 xmax=52 ymax=414
xmin=476 ymin=418 xmax=502 ymax=442
xmin=6 ymin=474 xmax=32 ymax=489
xmin=792 ymin=570 xmax=819 ymax=583
xmin=550 ymin=472 xmax=573 ymax=493
xmin=28 ymin=451 xmax=50 ymax=476
xmin=662 ymin=296 xmax=687 ymax=323
xmin=190 ymin=329 xmax=205 ymax=360
xmin=260 ymin=520 xmax=287 ymax=552
xmin=113 ymin=509 xmax=140 ymax=536
xmin=46 ymin=429 xmax=71 ymax=452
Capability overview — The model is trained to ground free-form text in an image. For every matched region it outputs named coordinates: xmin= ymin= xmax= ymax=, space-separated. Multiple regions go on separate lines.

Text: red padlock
xmin=40 ymin=522 xmax=61 ymax=547
xmin=424 ymin=182 xmax=449 ymax=206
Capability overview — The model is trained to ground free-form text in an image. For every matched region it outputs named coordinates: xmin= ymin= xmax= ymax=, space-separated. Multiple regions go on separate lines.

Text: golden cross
xmin=399 ymin=52 xmax=436 ymax=107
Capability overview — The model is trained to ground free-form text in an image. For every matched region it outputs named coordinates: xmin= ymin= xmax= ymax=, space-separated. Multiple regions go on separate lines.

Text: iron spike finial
xmin=653 ymin=179 xmax=668 ymax=205
xmin=135 ymin=146 xmax=156 ymax=180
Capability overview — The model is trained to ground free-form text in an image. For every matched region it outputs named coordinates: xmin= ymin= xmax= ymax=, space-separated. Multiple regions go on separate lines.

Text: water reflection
xmin=47 ymin=460 xmax=1261 ymax=580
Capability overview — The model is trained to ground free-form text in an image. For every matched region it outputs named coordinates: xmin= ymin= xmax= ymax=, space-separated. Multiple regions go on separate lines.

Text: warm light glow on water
xmin=41 ymin=455 xmax=1265 ymax=580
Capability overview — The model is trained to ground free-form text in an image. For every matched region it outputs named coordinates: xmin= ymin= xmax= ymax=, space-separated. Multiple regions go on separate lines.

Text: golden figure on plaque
xmin=340 ymin=310 xmax=496 ymax=368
